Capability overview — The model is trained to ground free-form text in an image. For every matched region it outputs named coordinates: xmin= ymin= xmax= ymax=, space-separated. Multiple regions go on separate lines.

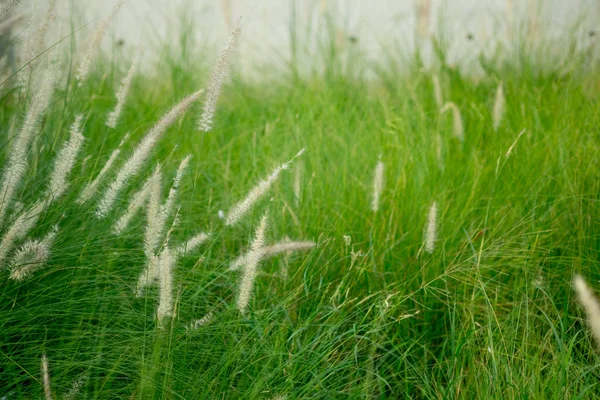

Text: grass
xmin=1 ymin=13 xmax=600 ymax=399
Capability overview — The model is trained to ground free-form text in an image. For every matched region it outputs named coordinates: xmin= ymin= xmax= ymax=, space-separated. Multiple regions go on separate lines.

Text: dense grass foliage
xmin=1 ymin=43 xmax=600 ymax=399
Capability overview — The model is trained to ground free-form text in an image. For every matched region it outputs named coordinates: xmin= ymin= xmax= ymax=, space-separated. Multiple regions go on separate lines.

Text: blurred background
xmin=3 ymin=0 xmax=600 ymax=76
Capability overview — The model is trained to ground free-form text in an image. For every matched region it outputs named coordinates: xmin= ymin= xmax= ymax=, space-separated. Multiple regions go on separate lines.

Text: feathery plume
xmin=198 ymin=17 xmax=242 ymax=132
xmin=48 ymin=115 xmax=84 ymax=199
xmin=112 ymin=168 xmax=154 ymax=234
xmin=229 ymin=239 xmax=315 ymax=271
xmin=41 ymin=353 xmax=52 ymax=400
xmin=0 ymin=69 xmax=54 ymax=225
xmin=174 ymin=232 xmax=210 ymax=256
xmin=493 ymin=82 xmax=505 ymax=131
xmin=76 ymin=0 xmax=125 ymax=84
xmin=136 ymin=254 xmax=159 ymax=297
xmin=573 ymin=274 xmax=600 ymax=350
xmin=225 ymin=149 xmax=304 ymax=226
xmin=416 ymin=0 xmax=431 ymax=39
xmin=0 ymin=0 xmax=22 ymax=22
xmin=28 ymin=0 xmax=56 ymax=67
xmin=106 ymin=58 xmax=137 ymax=128
xmin=424 ymin=201 xmax=437 ymax=254
xmin=96 ymin=90 xmax=202 ymax=217
xmin=78 ymin=133 xmax=130 ymax=204
xmin=371 ymin=157 xmax=384 ymax=212
xmin=237 ymin=213 xmax=268 ymax=314
xmin=156 ymin=247 xmax=175 ymax=325
xmin=143 ymin=165 xmax=162 ymax=258
xmin=432 ymin=74 xmax=443 ymax=109
xmin=158 ymin=155 xmax=190 ymax=231
xmin=9 ymin=225 xmax=57 ymax=281
xmin=186 ymin=311 xmax=214 ymax=331
xmin=441 ymin=102 xmax=464 ymax=142
xmin=0 ymin=202 xmax=44 ymax=267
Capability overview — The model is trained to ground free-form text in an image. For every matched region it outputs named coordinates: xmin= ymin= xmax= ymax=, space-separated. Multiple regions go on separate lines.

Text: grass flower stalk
xmin=96 ymin=90 xmax=202 ymax=217
xmin=573 ymin=274 xmax=600 ymax=350
xmin=48 ymin=115 xmax=84 ymax=199
xmin=0 ymin=70 xmax=54 ymax=225
xmin=229 ymin=239 xmax=315 ymax=271
xmin=425 ymin=201 xmax=437 ymax=254
xmin=78 ymin=133 xmax=129 ymax=204
xmin=41 ymin=353 xmax=52 ymax=400
xmin=493 ymin=82 xmax=505 ymax=131
xmin=198 ymin=17 xmax=242 ymax=132
xmin=9 ymin=225 xmax=57 ymax=281
xmin=76 ymin=0 xmax=125 ymax=84
xmin=237 ymin=213 xmax=268 ymax=314
xmin=371 ymin=157 xmax=384 ymax=212
xmin=225 ymin=149 xmax=304 ymax=226
xmin=106 ymin=58 xmax=137 ymax=128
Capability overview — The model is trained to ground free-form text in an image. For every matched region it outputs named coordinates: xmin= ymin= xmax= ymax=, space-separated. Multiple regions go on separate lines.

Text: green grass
xmin=1 ymin=31 xmax=600 ymax=399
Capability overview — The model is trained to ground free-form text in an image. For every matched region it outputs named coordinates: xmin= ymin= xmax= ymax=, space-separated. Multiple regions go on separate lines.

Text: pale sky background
xmin=16 ymin=0 xmax=600 ymax=75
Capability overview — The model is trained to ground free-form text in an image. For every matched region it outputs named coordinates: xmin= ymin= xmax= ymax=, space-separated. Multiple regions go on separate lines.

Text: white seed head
xmin=425 ymin=201 xmax=438 ymax=254
xmin=441 ymin=102 xmax=464 ymax=142
xmin=174 ymin=232 xmax=210 ymax=256
xmin=28 ymin=0 xmax=56 ymax=68
xmin=0 ymin=202 xmax=45 ymax=267
xmin=143 ymin=165 xmax=162 ymax=258
xmin=112 ymin=168 xmax=153 ymax=235
xmin=78 ymin=133 xmax=130 ymax=204
xmin=0 ymin=69 xmax=54 ymax=225
xmin=0 ymin=0 xmax=22 ymax=22
xmin=186 ymin=311 xmax=214 ymax=331
xmin=156 ymin=248 xmax=175 ymax=325
xmin=76 ymin=0 xmax=125 ymax=84
xmin=199 ymin=17 xmax=242 ymax=132
xmin=493 ymin=82 xmax=505 ymax=131
xmin=48 ymin=115 xmax=85 ymax=199
xmin=371 ymin=157 xmax=384 ymax=212
xmin=106 ymin=58 xmax=137 ymax=128
xmin=229 ymin=239 xmax=315 ymax=271
xmin=236 ymin=213 xmax=268 ymax=314
xmin=225 ymin=149 xmax=304 ymax=226
xmin=41 ymin=353 xmax=52 ymax=400
xmin=96 ymin=90 xmax=202 ymax=217
xmin=573 ymin=274 xmax=600 ymax=350
xmin=9 ymin=226 xmax=57 ymax=281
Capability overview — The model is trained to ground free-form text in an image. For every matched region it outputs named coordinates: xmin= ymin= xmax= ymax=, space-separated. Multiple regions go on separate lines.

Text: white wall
xmin=18 ymin=0 xmax=600 ymax=75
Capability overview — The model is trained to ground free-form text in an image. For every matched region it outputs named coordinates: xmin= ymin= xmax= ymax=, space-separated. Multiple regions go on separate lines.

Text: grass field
xmin=1 ymin=9 xmax=600 ymax=399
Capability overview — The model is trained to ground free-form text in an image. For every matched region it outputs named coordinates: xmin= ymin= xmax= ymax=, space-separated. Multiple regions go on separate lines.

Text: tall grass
xmin=0 ymin=3 xmax=600 ymax=399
